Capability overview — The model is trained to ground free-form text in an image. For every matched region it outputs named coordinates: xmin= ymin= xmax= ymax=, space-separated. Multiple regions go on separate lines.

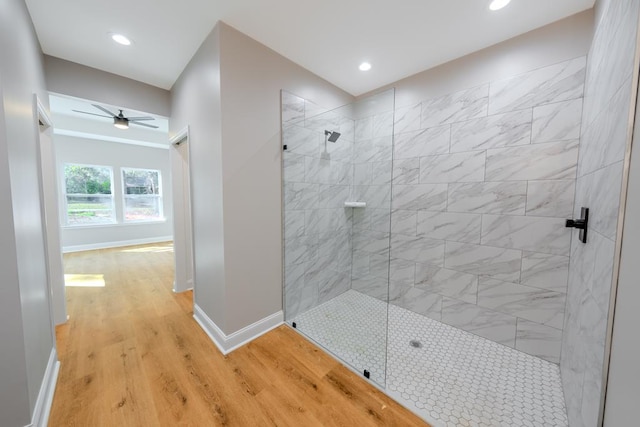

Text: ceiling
xmin=26 ymin=0 xmax=594 ymax=96
xmin=49 ymin=94 xmax=170 ymax=147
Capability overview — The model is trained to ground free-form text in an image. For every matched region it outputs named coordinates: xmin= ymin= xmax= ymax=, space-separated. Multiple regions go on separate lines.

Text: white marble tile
xmin=393 ymin=125 xmax=451 ymax=160
xmin=419 ymin=151 xmax=486 ymax=183
xmin=578 ymin=76 xmax=632 ymax=177
xmin=351 ymin=275 xmax=388 ymax=300
xmin=351 ymin=250 xmax=370 ymax=278
xmin=371 ymin=160 xmax=393 ymax=185
xmin=521 ymin=252 xmax=569 ymax=293
xmin=516 ymin=319 xmax=562 ymax=364
xmin=392 ymin=184 xmax=448 ymax=211
xmin=478 ymin=278 xmax=566 ymax=329
xmin=368 ymin=208 xmax=392 ymax=233
xmin=318 ymin=184 xmax=350 ymax=209
xmin=417 ymin=211 xmax=481 ymax=243
xmin=444 ymin=241 xmax=522 ymax=283
xmin=485 ymin=140 xmax=579 ymax=181
xmin=353 ymin=136 xmax=393 ymax=163
xmin=304 ymin=99 xmax=328 ymax=122
xmin=450 ymin=109 xmax=532 ymax=152
xmin=582 ymin=1 xmax=638 ymax=130
xmin=355 ymin=116 xmax=373 ymax=141
xmin=284 ymin=210 xmax=305 ymax=240
xmin=332 ymin=161 xmax=352 ymax=186
xmin=351 ymin=185 xmax=391 ymax=209
xmin=488 ymin=57 xmax=586 ymax=115
xmin=394 ymin=104 xmax=421 ymax=135
xmin=526 ymin=180 xmax=575 ymax=218
xmin=481 ymin=214 xmax=571 ymax=256
xmin=283 ymin=124 xmax=321 ymax=157
xmin=305 ymin=111 xmax=340 ymax=135
xmin=373 ymin=111 xmax=394 ymax=138
xmin=574 ymin=161 xmax=624 ymax=240
xmin=324 ymin=138 xmax=353 ymax=163
xmin=306 ymin=208 xmax=351 ymax=237
xmin=318 ymin=270 xmax=350 ymax=304
xmin=283 ymin=152 xmax=306 ymax=182
xmin=284 ymin=263 xmax=317 ymax=319
xmin=392 ymin=158 xmax=420 ymax=185
xmin=304 ymin=156 xmax=331 ymax=184
xmin=441 ymin=297 xmax=517 ymax=347
xmin=448 ymin=181 xmax=527 ymax=215
xmin=284 ymin=234 xmax=318 ymax=266
xmin=531 ymin=99 xmax=583 ymax=143
xmin=390 ymin=283 xmax=442 ymax=320
xmin=370 ymin=253 xmax=390 ymax=279
xmin=391 ymin=210 xmax=417 ymax=236
xmin=284 ymin=182 xmax=319 ymax=210
xmin=390 ymin=258 xmax=416 ymax=286
xmin=391 ymin=234 xmax=445 ymax=265
xmin=415 ymin=264 xmax=478 ymax=304
xmin=353 ymin=230 xmax=390 ymax=256
xmin=421 ymin=84 xmax=489 ymax=128
xmin=282 ymin=91 xmax=305 ymax=125
xmin=353 ymin=163 xmax=372 ymax=185
xmin=338 ymin=117 xmax=355 ymax=142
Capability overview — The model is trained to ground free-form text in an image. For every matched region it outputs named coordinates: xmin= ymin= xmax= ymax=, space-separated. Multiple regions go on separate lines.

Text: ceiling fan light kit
xmin=71 ymin=104 xmax=159 ymax=130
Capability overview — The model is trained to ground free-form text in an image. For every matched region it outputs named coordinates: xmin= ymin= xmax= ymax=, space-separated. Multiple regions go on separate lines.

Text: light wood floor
xmin=49 ymin=242 xmax=428 ymax=426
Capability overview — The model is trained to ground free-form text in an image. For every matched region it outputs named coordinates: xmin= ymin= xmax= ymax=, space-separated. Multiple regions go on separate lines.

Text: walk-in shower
xmin=281 ymin=15 xmax=634 ymax=420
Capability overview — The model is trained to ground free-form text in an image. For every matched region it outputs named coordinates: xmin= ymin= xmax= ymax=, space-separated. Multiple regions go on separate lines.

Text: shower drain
xmin=409 ymin=339 xmax=423 ymax=348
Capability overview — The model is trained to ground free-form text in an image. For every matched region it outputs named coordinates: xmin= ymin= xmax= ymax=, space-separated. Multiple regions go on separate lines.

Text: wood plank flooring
xmin=49 ymin=243 xmax=428 ymax=426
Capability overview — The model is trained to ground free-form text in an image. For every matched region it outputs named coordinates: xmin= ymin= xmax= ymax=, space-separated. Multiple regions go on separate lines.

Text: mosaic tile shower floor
xmin=292 ymin=290 xmax=568 ymax=427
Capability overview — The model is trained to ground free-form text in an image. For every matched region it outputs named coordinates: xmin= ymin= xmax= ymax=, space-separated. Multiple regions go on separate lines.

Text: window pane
xmin=66 ymin=195 xmax=114 ymax=225
xmin=122 ymin=168 xmax=163 ymax=222
xmin=64 ymin=164 xmax=114 ymax=226
xmin=124 ymin=195 xmax=162 ymax=221
xmin=122 ymin=169 xmax=160 ymax=195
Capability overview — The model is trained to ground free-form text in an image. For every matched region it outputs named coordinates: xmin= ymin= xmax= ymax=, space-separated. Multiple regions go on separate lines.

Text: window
xmin=63 ymin=164 xmax=115 ymax=225
xmin=122 ymin=168 xmax=163 ymax=222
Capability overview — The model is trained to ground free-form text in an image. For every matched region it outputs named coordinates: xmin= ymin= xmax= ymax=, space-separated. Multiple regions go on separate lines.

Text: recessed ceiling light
xmin=110 ymin=33 xmax=132 ymax=46
xmin=359 ymin=62 xmax=372 ymax=71
xmin=489 ymin=0 xmax=511 ymax=10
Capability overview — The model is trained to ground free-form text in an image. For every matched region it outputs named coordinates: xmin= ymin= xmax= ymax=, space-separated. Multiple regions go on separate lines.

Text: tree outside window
xmin=122 ymin=168 xmax=163 ymax=221
xmin=64 ymin=164 xmax=115 ymax=225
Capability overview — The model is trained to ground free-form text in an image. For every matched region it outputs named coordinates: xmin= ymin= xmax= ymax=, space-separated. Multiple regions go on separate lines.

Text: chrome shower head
xmin=324 ymin=130 xmax=341 ymax=142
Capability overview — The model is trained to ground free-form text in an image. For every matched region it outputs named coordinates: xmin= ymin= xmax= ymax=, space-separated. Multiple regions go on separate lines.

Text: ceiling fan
xmin=72 ymin=104 xmax=158 ymax=130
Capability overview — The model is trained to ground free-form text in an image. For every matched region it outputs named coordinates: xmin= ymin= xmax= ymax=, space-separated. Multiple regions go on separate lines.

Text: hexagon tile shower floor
xmin=292 ymin=290 xmax=568 ymax=427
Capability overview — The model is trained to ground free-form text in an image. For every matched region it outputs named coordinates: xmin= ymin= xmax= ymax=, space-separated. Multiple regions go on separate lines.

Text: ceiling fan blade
xmin=72 ymin=110 xmax=113 ymax=118
xmin=92 ymin=104 xmax=116 ymax=117
xmin=130 ymin=121 xmax=159 ymax=129
xmin=127 ymin=116 xmax=155 ymax=121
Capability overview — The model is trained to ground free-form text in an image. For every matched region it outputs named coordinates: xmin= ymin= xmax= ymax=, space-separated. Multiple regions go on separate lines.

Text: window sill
xmin=62 ymin=218 xmax=167 ymax=229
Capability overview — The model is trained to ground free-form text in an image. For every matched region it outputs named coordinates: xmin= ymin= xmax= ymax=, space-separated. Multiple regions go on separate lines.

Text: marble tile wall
xmin=282 ymin=91 xmax=356 ymax=319
xmin=350 ymin=107 xmax=394 ymax=300
xmin=383 ymin=56 xmax=587 ymax=364
xmin=561 ymin=1 xmax=640 ymax=426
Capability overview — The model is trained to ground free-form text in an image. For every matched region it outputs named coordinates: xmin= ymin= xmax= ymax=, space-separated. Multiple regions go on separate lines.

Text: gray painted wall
xmin=44 ymin=55 xmax=171 ymax=118
xmin=170 ymin=21 xmax=353 ymax=335
xmin=0 ymin=0 xmax=55 ymax=425
xmin=55 ymin=135 xmax=173 ymax=250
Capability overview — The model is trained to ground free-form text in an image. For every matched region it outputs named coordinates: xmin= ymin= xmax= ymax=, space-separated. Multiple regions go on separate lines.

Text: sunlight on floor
xmin=64 ymin=274 xmax=106 ymax=288
xmin=121 ymin=245 xmax=174 ymax=253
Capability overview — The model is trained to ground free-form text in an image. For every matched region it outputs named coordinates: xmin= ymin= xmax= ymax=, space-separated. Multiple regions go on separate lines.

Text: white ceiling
xmin=26 ymin=0 xmax=594 ymax=96
xmin=49 ymin=94 xmax=170 ymax=147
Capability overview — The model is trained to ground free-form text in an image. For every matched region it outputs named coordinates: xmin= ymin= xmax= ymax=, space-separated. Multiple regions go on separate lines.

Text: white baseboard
xmin=26 ymin=348 xmax=60 ymax=427
xmin=193 ymin=304 xmax=283 ymax=355
xmin=62 ymin=236 xmax=173 ymax=253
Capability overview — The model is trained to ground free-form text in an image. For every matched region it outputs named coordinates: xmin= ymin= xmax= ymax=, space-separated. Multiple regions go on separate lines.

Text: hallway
xmin=49 ymin=243 xmax=426 ymax=426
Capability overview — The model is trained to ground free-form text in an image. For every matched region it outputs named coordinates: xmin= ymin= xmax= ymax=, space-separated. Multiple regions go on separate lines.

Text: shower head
xmin=324 ymin=130 xmax=341 ymax=142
